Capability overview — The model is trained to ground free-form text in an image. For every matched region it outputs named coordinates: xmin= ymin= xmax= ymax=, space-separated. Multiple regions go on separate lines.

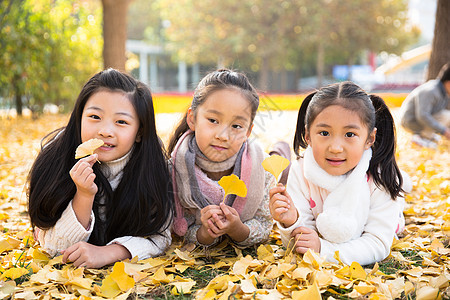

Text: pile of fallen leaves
xmin=0 ymin=112 xmax=448 ymax=299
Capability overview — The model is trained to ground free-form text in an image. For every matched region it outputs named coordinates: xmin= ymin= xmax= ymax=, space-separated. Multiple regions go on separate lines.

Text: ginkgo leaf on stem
xmin=75 ymin=138 xmax=104 ymax=159
xmin=218 ymin=174 xmax=247 ymax=202
xmin=262 ymin=155 xmax=289 ymax=182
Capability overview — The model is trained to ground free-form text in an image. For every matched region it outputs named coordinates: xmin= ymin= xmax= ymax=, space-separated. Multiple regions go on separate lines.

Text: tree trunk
xmin=13 ymin=74 xmax=22 ymax=116
xmin=102 ymin=0 xmax=132 ymax=71
xmin=427 ymin=0 xmax=450 ymax=80
xmin=316 ymin=41 xmax=324 ymax=88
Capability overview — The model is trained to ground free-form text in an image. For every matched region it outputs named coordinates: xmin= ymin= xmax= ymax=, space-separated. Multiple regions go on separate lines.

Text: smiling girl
xmin=28 ymin=69 xmax=173 ymax=268
xmin=168 ymin=69 xmax=274 ymax=247
xmin=269 ymin=81 xmax=410 ymax=265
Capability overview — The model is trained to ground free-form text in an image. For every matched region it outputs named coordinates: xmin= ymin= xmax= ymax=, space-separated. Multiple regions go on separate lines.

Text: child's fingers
xmin=269 ymin=195 xmax=290 ymax=217
xmin=269 ymin=193 xmax=289 ymax=205
xmin=71 ymin=154 xmax=97 ymax=172
xmin=70 ymin=161 xmax=92 ymax=180
xmin=269 ymin=185 xmax=286 ymax=198
xmin=80 ymin=167 xmax=94 ymax=183
xmin=219 ymin=203 xmax=237 ymax=218
xmin=219 ymin=203 xmax=231 ymax=217
xmin=212 ymin=213 xmax=225 ymax=229
xmin=271 ymin=197 xmax=290 ymax=209
xmin=273 ymin=207 xmax=289 ymax=218
xmin=78 ymin=154 xmax=98 ymax=166
xmin=291 ymin=226 xmax=307 ymax=237
xmin=62 ymin=244 xmax=78 ymax=263
xmin=294 ymin=246 xmax=309 ymax=254
xmin=201 ymin=206 xmax=222 ymax=217
xmin=207 ymin=219 xmax=222 ymax=234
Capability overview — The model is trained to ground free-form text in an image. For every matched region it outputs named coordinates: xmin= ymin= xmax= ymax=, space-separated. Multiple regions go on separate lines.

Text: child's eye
xmin=89 ymin=114 xmax=100 ymax=120
xmin=208 ymin=118 xmax=218 ymax=124
xmin=117 ymin=120 xmax=129 ymax=125
xmin=345 ymin=132 xmax=356 ymax=137
xmin=319 ymin=131 xmax=329 ymax=136
xmin=232 ymin=124 xmax=243 ymax=129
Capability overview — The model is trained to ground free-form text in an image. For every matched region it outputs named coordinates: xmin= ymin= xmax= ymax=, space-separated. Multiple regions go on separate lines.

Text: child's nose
xmin=215 ymin=127 xmax=229 ymax=141
xmin=98 ymin=124 xmax=114 ymax=138
xmin=329 ymin=139 xmax=343 ymax=153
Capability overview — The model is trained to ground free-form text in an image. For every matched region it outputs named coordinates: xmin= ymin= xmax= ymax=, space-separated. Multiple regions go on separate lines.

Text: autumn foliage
xmin=0 ymin=111 xmax=448 ymax=299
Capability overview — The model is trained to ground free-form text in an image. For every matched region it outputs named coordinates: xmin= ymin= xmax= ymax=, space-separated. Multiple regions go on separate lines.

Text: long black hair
xmin=293 ymin=81 xmax=403 ymax=200
xmin=28 ymin=68 xmax=173 ymax=245
xmin=167 ymin=69 xmax=259 ymax=154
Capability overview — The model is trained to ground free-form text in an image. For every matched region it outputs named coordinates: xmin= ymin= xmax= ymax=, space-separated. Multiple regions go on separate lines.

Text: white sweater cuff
xmin=38 ymin=201 xmax=94 ymax=256
xmin=109 ymin=228 xmax=172 ymax=261
xmin=52 ymin=200 xmax=94 ymax=241
xmin=276 ymin=214 xmax=304 ymax=248
xmin=318 ymin=238 xmax=339 ymax=264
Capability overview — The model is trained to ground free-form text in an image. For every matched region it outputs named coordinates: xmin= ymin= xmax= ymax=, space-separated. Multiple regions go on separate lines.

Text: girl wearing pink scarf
xmin=167 ymin=69 xmax=274 ymax=248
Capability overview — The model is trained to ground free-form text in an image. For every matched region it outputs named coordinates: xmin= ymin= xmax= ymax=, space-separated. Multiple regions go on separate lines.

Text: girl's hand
xmin=197 ymin=205 xmax=225 ymax=244
xmin=70 ymin=154 xmax=98 ymax=228
xmin=269 ymin=184 xmax=298 ymax=228
xmin=61 ymin=241 xmax=131 ymax=268
xmin=70 ymin=154 xmax=98 ymax=197
xmin=207 ymin=203 xmax=249 ymax=242
xmin=200 ymin=205 xmax=225 ymax=229
xmin=290 ymin=226 xmax=321 ymax=254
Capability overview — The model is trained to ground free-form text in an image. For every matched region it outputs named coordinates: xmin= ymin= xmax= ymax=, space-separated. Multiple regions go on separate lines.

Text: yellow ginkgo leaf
xmin=1 ymin=267 xmax=29 ymax=280
xmin=0 ymin=238 xmax=19 ymax=254
xmin=350 ymin=261 xmax=367 ymax=280
xmin=262 ymin=155 xmax=290 ymax=182
xmin=110 ymin=261 xmax=135 ymax=292
xmin=292 ymin=281 xmax=321 ymax=300
xmin=218 ymin=174 xmax=247 ymax=200
xmin=354 ymin=282 xmax=376 ymax=295
xmin=100 ymin=275 xmax=121 ymax=298
xmin=169 ymin=280 xmax=197 ymax=295
xmin=75 ymin=138 xmax=104 ymax=159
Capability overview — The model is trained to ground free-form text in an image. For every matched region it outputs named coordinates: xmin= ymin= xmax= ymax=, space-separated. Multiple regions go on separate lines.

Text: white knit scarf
xmin=303 ymin=146 xmax=372 ymax=243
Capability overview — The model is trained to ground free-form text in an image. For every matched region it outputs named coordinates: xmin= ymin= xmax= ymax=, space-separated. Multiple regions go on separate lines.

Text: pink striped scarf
xmin=171 ymin=130 xmax=266 ymax=236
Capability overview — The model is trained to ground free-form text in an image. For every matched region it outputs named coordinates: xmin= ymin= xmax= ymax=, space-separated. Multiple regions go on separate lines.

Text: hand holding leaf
xmin=75 ymin=138 xmax=104 ymax=159
xmin=218 ymin=174 xmax=247 ymax=203
xmin=262 ymin=155 xmax=290 ymax=183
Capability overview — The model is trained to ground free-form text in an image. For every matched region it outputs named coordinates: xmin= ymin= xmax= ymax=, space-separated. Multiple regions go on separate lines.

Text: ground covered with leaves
xmin=0 ymin=111 xmax=449 ymax=299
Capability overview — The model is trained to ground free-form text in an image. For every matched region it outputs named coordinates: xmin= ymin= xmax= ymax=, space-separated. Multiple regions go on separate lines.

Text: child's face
xmin=81 ymin=90 xmax=140 ymax=162
xmin=305 ymin=105 xmax=376 ymax=176
xmin=187 ymin=89 xmax=253 ymax=162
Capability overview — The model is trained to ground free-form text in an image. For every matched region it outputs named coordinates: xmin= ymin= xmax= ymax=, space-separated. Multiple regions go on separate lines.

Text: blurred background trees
xmin=0 ymin=0 xmax=102 ymax=115
xmin=155 ymin=0 xmax=419 ymax=90
xmin=2 ymin=0 xmax=445 ymax=116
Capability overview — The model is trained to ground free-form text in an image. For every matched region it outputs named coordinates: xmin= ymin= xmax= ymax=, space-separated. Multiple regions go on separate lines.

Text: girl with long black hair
xmin=28 ymin=68 xmax=173 ymax=268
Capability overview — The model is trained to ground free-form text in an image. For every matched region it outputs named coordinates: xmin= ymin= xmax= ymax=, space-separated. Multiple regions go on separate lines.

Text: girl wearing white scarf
xmin=269 ymin=82 xmax=410 ymax=266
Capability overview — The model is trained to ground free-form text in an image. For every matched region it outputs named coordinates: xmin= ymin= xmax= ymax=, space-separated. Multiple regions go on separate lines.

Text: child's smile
xmin=187 ymin=89 xmax=253 ymax=162
xmin=81 ymin=91 xmax=140 ymax=162
xmin=306 ymin=105 xmax=375 ymax=176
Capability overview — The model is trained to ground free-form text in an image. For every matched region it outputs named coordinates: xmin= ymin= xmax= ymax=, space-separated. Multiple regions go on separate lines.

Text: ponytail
xmin=293 ymin=92 xmax=316 ymax=157
xmin=368 ymin=95 xmax=403 ymax=199
xmin=167 ymin=112 xmax=190 ymax=154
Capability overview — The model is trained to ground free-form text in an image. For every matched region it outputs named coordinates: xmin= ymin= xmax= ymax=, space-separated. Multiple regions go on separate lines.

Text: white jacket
xmin=277 ymin=152 xmax=407 ymax=266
